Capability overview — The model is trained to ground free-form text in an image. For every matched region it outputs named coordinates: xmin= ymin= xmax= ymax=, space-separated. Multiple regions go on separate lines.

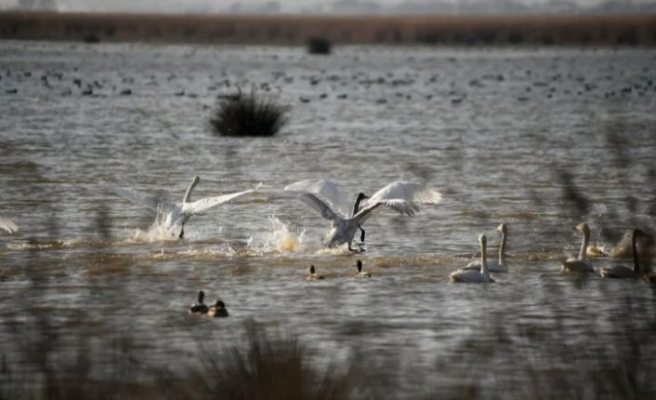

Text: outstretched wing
xmin=105 ymin=185 xmax=177 ymax=213
xmin=284 ymin=179 xmax=351 ymax=213
xmin=297 ymin=193 xmax=341 ymax=221
xmin=361 ymin=181 xmax=442 ymax=216
xmin=185 ymin=183 xmax=261 ymax=214
xmin=0 ymin=217 xmax=18 ymax=234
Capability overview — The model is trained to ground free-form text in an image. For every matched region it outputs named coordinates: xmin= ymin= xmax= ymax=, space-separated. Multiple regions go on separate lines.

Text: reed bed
xmin=0 ymin=12 xmax=655 ymax=46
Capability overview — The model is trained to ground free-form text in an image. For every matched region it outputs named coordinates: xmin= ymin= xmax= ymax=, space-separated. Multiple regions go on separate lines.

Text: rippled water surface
xmin=1 ymin=41 xmax=656 ymax=397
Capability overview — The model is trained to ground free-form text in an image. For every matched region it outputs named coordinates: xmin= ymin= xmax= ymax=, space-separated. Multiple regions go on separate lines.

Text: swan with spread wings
xmin=106 ymin=176 xmax=260 ymax=239
xmin=285 ymin=180 xmax=442 ymax=251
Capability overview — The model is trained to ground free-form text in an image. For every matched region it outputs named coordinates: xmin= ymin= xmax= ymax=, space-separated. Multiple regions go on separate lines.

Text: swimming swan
xmin=189 ymin=290 xmax=209 ymax=314
xmin=107 ymin=176 xmax=260 ymax=239
xmin=306 ymin=265 xmax=325 ymax=280
xmin=561 ymin=222 xmax=594 ymax=273
xmin=461 ymin=223 xmax=508 ymax=273
xmin=599 ymin=229 xmax=650 ymax=279
xmin=450 ymin=234 xmax=494 ymax=283
xmin=286 ymin=181 xmax=442 ymax=250
xmin=208 ymin=300 xmax=229 ymax=318
xmin=0 ymin=217 xmax=18 ymax=234
xmin=355 ymin=260 xmax=371 ymax=277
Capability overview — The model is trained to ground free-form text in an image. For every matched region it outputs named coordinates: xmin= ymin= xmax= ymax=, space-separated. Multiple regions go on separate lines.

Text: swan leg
xmin=359 ymin=226 xmax=366 ymax=243
xmin=179 ymin=226 xmax=184 ymax=239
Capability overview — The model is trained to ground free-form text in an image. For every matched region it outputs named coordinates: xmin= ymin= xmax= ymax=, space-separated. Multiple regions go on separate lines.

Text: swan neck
xmin=480 ymin=241 xmax=489 ymax=277
xmin=183 ymin=178 xmax=200 ymax=203
xmin=352 ymin=196 xmax=364 ymax=216
xmin=632 ymin=233 xmax=640 ymax=274
xmin=498 ymin=231 xmax=507 ymax=265
xmin=578 ymin=229 xmax=589 ymax=260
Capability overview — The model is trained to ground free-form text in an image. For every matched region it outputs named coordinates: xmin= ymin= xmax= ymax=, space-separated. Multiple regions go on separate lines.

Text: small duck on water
xmin=306 ymin=265 xmax=325 ymax=280
xmin=355 ymin=260 xmax=371 ymax=277
xmin=189 ymin=290 xmax=208 ymax=315
xmin=208 ymin=300 xmax=229 ymax=318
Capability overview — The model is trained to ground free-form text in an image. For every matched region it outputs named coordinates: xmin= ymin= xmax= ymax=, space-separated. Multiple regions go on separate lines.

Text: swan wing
xmin=105 ymin=185 xmax=177 ymax=213
xmin=185 ymin=184 xmax=260 ymax=214
xmin=284 ymin=179 xmax=351 ymax=212
xmin=0 ymin=217 xmax=18 ymax=234
xmin=297 ymin=193 xmax=340 ymax=221
xmin=361 ymin=181 xmax=442 ymax=214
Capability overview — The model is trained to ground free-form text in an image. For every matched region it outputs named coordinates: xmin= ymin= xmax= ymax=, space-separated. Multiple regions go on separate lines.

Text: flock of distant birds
xmin=1 ymin=175 xmax=655 ymax=319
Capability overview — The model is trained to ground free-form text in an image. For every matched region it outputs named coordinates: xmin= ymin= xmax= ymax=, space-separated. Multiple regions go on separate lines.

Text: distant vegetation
xmin=209 ymin=90 xmax=289 ymax=137
xmin=308 ymin=37 xmax=332 ymax=55
xmin=0 ymin=12 xmax=655 ymax=46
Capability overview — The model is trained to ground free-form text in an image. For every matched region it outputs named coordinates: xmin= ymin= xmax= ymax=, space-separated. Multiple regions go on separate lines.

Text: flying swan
xmin=599 ymin=229 xmax=650 ymax=279
xmin=285 ymin=180 xmax=442 ymax=250
xmin=561 ymin=222 xmax=594 ymax=273
xmin=461 ymin=223 xmax=508 ymax=273
xmin=106 ymin=176 xmax=259 ymax=239
xmin=450 ymin=234 xmax=494 ymax=283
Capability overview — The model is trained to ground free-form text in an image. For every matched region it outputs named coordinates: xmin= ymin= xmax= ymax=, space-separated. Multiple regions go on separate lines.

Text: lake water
xmin=1 ymin=41 xmax=656 ymax=398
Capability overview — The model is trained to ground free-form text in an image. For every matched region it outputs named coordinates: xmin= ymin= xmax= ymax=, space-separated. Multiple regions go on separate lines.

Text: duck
xmin=306 ymin=265 xmax=325 ymax=280
xmin=561 ymin=222 xmax=594 ymax=273
xmin=461 ymin=223 xmax=508 ymax=273
xmin=286 ymin=180 xmax=442 ymax=251
xmin=0 ymin=217 xmax=18 ymax=234
xmin=189 ymin=290 xmax=208 ymax=314
xmin=105 ymin=176 xmax=260 ymax=239
xmin=600 ymin=229 xmax=651 ymax=279
xmin=355 ymin=260 xmax=371 ymax=277
xmin=450 ymin=234 xmax=495 ymax=283
xmin=208 ymin=300 xmax=229 ymax=318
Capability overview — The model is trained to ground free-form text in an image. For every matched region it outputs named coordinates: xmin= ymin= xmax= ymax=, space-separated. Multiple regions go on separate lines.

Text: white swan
xmin=450 ymin=234 xmax=494 ymax=283
xmin=107 ymin=176 xmax=259 ymax=239
xmin=286 ymin=181 xmax=442 ymax=250
xmin=600 ymin=229 xmax=650 ymax=279
xmin=561 ymin=222 xmax=594 ymax=273
xmin=285 ymin=179 xmax=371 ymax=243
xmin=0 ymin=217 xmax=18 ymax=234
xmin=461 ymin=223 xmax=508 ymax=273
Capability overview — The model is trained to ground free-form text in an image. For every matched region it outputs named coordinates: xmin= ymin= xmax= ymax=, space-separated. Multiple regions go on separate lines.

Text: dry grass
xmin=209 ymin=90 xmax=289 ymax=137
xmin=0 ymin=12 xmax=655 ymax=46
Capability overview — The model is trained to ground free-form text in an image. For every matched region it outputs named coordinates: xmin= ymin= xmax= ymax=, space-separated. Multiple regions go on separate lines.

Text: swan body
xmin=355 ymin=260 xmax=371 ymax=277
xmin=0 ymin=217 xmax=18 ymax=234
xmin=208 ymin=300 xmax=229 ymax=318
xmin=462 ymin=223 xmax=508 ymax=273
xmin=561 ymin=222 xmax=594 ymax=273
xmin=189 ymin=290 xmax=208 ymax=314
xmin=306 ymin=265 xmax=325 ymax=280
xmin=107 ymin=176 xmax=259 ymax=239
xmin=286 ymin=180 xmax=442 ymax=250
xmin=600 ymin=229 xmax=650 ymax=279
xmin=450 ymin=234 xmax=494 ymax=283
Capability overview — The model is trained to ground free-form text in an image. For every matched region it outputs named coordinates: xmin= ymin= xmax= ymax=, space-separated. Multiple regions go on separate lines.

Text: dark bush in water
xmin=209 ymin=90 xmax=289 ymax=137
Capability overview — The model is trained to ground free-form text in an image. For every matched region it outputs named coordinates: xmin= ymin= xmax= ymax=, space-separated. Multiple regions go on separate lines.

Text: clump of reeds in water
xmin=209 ymin=90 xmax=289 ymax=137
xmin=307 ymin=37 xmax=332 ymax=55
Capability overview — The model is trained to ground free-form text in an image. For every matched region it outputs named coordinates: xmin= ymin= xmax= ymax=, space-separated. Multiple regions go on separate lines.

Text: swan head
xmin=633 ymin=229 xmax=650 ymax=239
xmin=356 ymin=192 xmax=368 ymax=201
xmin=356 ymin=259 xmax=363 ymax=272
xmin=309 ymin=265 xmax=316 ymax=274
xmin=574 ymin=222 xmax=590 ymax=235
xmin=479 ymin=234 xmax=487 ymax=247
xmin=214 ymin=300 xmax=226 ymax=308
xmin=197 ymin=290 xmax=205 ymax=304
xmin=192 ymin=176 xmax=200 ymax=185
xmin=497 ymin=223 xmax=506 ymax=234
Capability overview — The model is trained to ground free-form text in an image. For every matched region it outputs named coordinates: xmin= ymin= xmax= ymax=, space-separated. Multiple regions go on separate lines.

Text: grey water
xmin=1 ymin=41 xmax=656 ymax=397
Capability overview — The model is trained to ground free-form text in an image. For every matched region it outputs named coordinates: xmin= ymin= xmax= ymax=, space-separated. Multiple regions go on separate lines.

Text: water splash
xmin=248 ymin=216 xmax=306 ymax=253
